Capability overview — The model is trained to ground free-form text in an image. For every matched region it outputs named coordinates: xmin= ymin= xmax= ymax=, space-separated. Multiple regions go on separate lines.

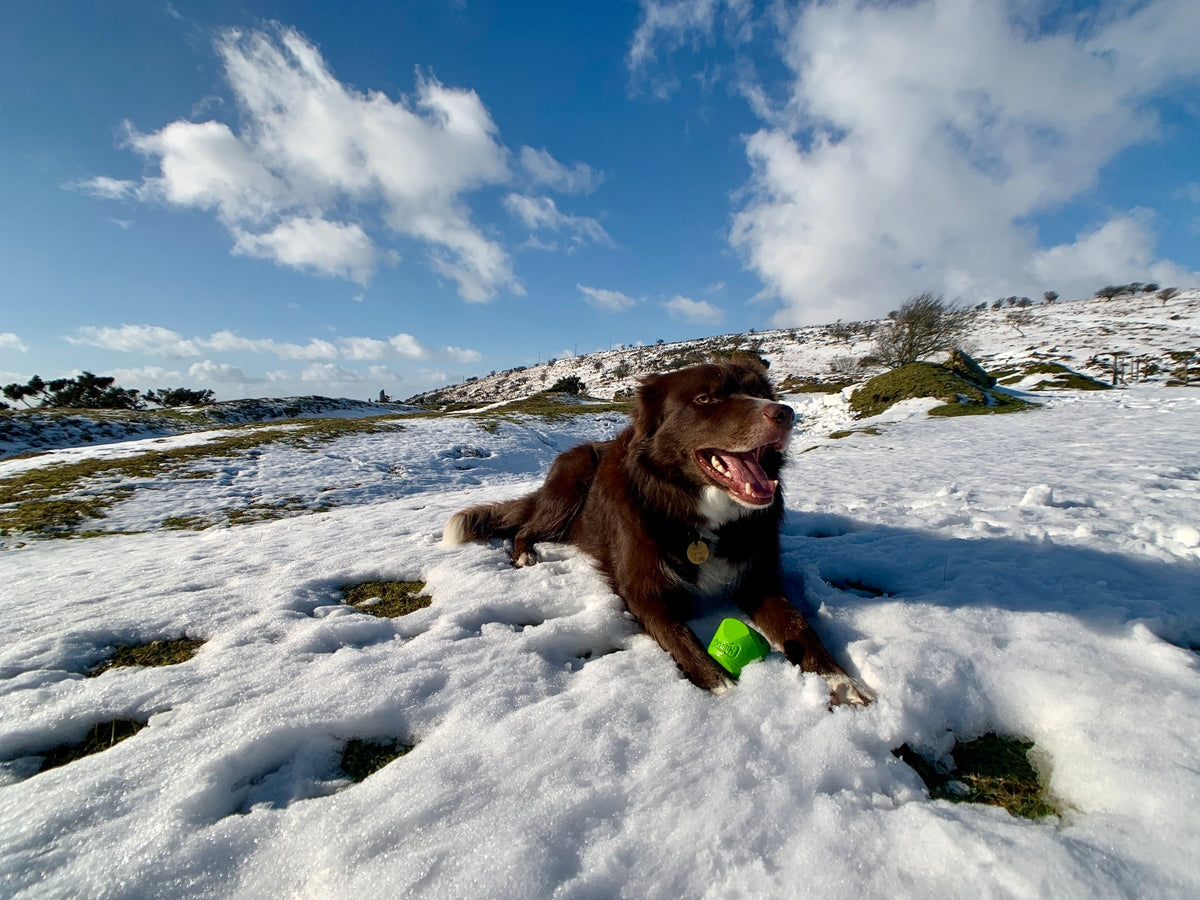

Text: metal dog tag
xmin=686 ymin=540 xmax=710 ymax=565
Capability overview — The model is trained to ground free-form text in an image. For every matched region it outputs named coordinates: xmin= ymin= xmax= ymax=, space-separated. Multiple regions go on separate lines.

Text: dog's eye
xmin=693 ymin=393 xmax=713 ymax=405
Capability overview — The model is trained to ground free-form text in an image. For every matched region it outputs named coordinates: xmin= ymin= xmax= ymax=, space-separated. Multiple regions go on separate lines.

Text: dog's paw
xmin=826 ymin=672 xmax=876 ymax=708
xmin=513 ymin=549 xmax=539 ymax=568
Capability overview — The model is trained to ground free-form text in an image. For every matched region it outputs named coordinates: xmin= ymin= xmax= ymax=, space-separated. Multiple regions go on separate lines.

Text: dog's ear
xmin=632 ymin=373 xmax=666 ymax=437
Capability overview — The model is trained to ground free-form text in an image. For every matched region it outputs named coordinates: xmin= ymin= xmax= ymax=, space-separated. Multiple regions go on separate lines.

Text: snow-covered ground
xmin=1 ymin=386 xmax=1199 ymax=897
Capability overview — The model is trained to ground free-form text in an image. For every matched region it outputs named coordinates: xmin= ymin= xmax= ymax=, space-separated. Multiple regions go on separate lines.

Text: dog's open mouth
xmin=696 ymin=444 xmax=780 ymax=506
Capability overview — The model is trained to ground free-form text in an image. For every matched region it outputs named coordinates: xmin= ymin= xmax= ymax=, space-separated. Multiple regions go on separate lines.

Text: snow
xmin=1 ymin=386 xmax=1199 ymax=897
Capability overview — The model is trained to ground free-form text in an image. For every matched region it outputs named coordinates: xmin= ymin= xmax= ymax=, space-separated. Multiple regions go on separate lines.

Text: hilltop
xmin=407 ymin=289 xmax=1200 ymax=406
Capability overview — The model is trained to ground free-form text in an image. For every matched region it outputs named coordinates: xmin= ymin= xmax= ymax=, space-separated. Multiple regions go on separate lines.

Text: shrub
xmin=873 ymin=292 xmax=978 ymax=369
xmin=547 ymin=375 xmax=586 ymax=395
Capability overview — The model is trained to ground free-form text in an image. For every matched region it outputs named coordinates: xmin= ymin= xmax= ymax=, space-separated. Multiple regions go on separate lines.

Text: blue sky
xmin=3 ymin=1 xmax=1199 ymax=401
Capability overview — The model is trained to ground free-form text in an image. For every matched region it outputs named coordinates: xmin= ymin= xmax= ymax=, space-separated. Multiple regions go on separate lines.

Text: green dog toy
xmin=707 ymin=618 xmax=771 ymax=677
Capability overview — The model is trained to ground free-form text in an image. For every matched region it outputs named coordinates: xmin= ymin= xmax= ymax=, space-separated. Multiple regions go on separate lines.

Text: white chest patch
xmin=696 ymin=485 xmax=759 ymax=529
xmin=691 ymin=551 xmax=747 ymax=601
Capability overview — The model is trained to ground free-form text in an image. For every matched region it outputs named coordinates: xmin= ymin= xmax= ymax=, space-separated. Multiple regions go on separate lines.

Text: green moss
xmin=1021 ymin=362 xmax=1111 ymax=391
xmin=37 ymin=719 xmax=147 ymax=773
xmin=342 ymin=580 xmax=432 ymax=618
xmin=340 ymin=737 xmax=413 ymax=782
xmin=894 ymin=733 xmax=1057 ymax=819
xmin=87 ymin=638 xmax=205 ymax=676
xmin=849 ymin=362 xmax=1036 ymax=419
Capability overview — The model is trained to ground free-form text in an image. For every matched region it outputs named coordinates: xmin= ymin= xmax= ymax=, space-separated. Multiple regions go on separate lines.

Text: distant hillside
xmin=406 ymin=289 xmax=1200 ymax=407
xmin=0 ymin=397 xmax=417 ymax=460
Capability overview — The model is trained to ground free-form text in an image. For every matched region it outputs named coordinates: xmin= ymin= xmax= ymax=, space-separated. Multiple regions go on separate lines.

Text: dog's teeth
xmin=744 ymin=482 xmax=753 ymax=494
xmin=711 ymin=455 xmax=725 ymax=473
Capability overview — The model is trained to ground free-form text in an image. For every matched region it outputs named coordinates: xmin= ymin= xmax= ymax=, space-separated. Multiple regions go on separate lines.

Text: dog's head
xmin=632 ymin=360 xmax=793 ymax=510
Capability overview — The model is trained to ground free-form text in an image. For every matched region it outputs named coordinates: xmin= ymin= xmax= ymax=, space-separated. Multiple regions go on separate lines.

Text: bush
xmin=145 ymin=387 xmax=216 ymax=407
xmin=873 ymin=292 xmax=978 ymax=369
xmin=547 ymin=375 xmax=586 ymax=395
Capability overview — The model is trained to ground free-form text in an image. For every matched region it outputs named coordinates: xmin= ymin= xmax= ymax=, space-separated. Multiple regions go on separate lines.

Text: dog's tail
xmin=442 ymin=497 xmax=531 ymax=546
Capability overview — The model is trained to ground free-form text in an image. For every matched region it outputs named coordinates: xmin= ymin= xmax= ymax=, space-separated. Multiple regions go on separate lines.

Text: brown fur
xmin=445 ymin=360 xmax=872 ymax=705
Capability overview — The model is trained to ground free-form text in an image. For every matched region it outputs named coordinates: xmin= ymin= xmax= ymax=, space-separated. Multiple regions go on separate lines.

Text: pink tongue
xmin=715 ymin=450 xmax=776 ymax=501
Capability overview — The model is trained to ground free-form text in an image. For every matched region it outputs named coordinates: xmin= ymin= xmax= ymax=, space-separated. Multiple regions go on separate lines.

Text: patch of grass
xmin=461 ymin=393 xmax=630 ymax=421
xmin=779 ymin=375 xmax=858 ymax=394
xmin=1020 ymin=362 xmax=1110 ymax=392
xmin=162 ymin=514 xmax=212 ymax=531
xmin=850 ymin=362 xmax=1037 ymax=419
xmin=828 ymin=427 xmax=883 ymax=440
xmin=342 ymin=580 xmax=432 ymax=618
xmin=226 ymin=496 xmax=314 ymax=526
xmin=86 ymin=637 xmax=205 ymax=676
xmin=340 ymin=737 xmax=413 ymax=782
xmin=894 ymin=733 xmax=1057 ymax=819
xmin=37 ymin=719 xmax=148 ymax=774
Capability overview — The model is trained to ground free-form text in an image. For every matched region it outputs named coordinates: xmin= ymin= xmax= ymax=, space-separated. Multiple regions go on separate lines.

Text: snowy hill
xmin=0 ymin=396 xmax=417 ymax=460
xmin=407 ymin=288 xmax=1200 ymax=406
xmin=0 ymin=288 xmax=1199 ymax=896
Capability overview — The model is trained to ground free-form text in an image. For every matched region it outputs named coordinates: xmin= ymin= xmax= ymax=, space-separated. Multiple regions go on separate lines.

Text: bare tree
xmin=873 ymin=292 xmax=978 ymax=369
xmin=1007 ymin=309 xmax=1034 ymax=336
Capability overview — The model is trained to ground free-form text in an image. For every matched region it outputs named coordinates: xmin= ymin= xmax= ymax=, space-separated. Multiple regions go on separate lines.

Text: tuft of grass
xmin=462 ymin=393 xmax=630 ymax=421
xmin=1019 ymin=362 xmax=1111 ymax=391
xmin=37 ymin=719 xmax=147 ymax=774
xmin=850 ymin=362 xmax=1036 ymax=419
xmin=779 ymin=375 xmax=858 ymax=394
xmin=86 ymin=637 xmax=205 ymax=676
xmin=340 ymin=737 xmax=413 ymax=782
xmin=894 ymin=733 xmax=1057 ymax=819
xmin=828 ymin=427 xmax=883 ymax=440
xmin=342 ymin=580 xmax=432 ymax=618
xmin=162 ymin=515 xmax=212 ymax=531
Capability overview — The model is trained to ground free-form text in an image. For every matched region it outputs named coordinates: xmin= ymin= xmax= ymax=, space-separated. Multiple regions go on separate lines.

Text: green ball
xmin=707 ymin=618 xmax=771 ymax=677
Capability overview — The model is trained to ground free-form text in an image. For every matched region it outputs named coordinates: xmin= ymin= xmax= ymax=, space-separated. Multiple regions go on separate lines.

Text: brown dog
xmin=444 ymin=360 xmax=872 ymax=705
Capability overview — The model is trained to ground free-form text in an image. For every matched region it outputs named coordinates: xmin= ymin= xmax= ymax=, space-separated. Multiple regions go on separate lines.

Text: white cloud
xmin=1033 ymin=212 xmax=1200 ymax=291
xmin=64 ymin=324 xmax=437 ymax=364
xmin=634 ymin=0 xmax=1200 ymax=323
xmin=111 ymin=365 xmax=184 ymax=386
xmin=67 ymin=324 xmax=200 ymax=357
xmin=189 ymin=360 xmax=252 ymax=383
xmin=97 ymin=26 xmax=521 ymax=300
xmin=388 ymin=333 xmax=429 ymax=359
xmin=504 ymin=194 xmax=611 ymax=250
xmin=0 ymin=333 xmax=28 ymax=353
xmin=579 ymin=284 xmax=639 ymax=312
xmin=663 ymin=295 xmax=723 ymax=323
xmin=231 ymin=217 xmax=378 ymax=285
xmin=299 ymin=363 xmax=364 ymax=384
xmin=519 ymin=147 xmax=602 ymax=195
xmin=69 ymin=176 xmax=139 ymax=200
xmin=444 ymin=346 xmax=482 ymax=363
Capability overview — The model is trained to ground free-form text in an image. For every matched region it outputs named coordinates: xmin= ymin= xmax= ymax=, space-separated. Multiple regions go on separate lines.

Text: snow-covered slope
xmin=409 ymin=289 xmax=1200 ymax=405
xmin=0 ymin=397 xmax=418 ymax=460
xmin=1 ymin=382 xmax=1198 ymax=897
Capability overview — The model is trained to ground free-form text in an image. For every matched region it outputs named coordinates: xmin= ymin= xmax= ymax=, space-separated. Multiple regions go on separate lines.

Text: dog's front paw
xmin=826 ymin=672 xmax=876 ymax=708
xmin=514 ymin=548 xmax=539 ymax=568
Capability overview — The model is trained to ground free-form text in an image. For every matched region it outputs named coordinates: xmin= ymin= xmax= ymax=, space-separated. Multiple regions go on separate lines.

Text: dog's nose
xmin=763 ymin=403 xmax=794 ymax=428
